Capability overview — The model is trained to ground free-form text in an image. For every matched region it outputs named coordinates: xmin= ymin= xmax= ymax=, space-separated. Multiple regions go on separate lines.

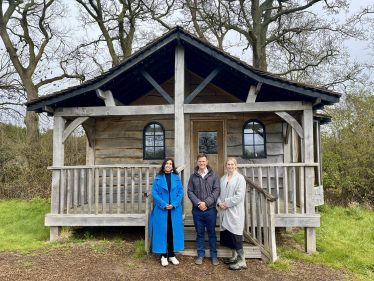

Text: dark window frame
xmin=242 ymin=119 xmax=267 ymax=159
xmin=143 ymin=122 xmax=166 ymax=160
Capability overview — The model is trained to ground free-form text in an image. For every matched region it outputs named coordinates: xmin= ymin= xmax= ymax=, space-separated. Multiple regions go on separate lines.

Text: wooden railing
xmin=242 ymin=176 xmax=277 ymax=262
xmin=144 ymin=165 xmax=186 ymax=253
xmin=238 ymin=163 xmax=318 ymax=215
xmin=48 ymin=165 xmax=161 ymax=215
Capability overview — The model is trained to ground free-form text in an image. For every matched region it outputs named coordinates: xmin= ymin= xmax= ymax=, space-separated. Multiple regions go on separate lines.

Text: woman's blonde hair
xmin=225 ymin=158 xmax=238 ymax=172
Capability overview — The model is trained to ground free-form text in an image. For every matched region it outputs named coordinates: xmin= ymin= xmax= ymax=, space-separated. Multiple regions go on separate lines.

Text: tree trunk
xmin=23 ymin=80 xmax=40 ymax=143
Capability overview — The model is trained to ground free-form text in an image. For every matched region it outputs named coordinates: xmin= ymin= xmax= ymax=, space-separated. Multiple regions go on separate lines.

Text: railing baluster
xmin=267 ymin=167 xmax=271 ymax=193
xmin=275 ymin=167 xmax=280 ymax=214
xmin=88 ymin=168 xmax=93 ymax=214
xmin=292 ymin=166 xmax=296 ymax=214
xmin=256 ymin=191 xmax=262 ymax=245
xmin=262 ymin=194 xmax=269 ymax=250
xmin=299 ymin=166 xmax=305 ymax=214
xmin=66 ymin=169 xmax=72 ymax=215
xmin=251 ymin=167 xmax=254 ymax=182
xmin=73 ymin=168 xmax=79 ymax=215
xmin=244 ymin=188 xmax=249 ymax=232
xmin=95 ymin=168 xmax=99 ymax=215
xmin=283 ymin=166 xmax=288 ymax=214
xmin=117 ymin=168 xmax=121 ymax=214
xmin=138 ymin=167 xmax=143 ymax=214
xmin=243 ymin=167 xmax=247 ymax=177
xmin=102 ymin=168 xmax=106 ymax=214
xmin=250 ymin=186 xmax=256 ymax=239
xmin=60 ymin=169 xmax=66 ymax=214
xmin=131 ymin=167 xmax=135 ymax=214
xmin=80 ymin=168 xmax=85 ymax=214
xmin=109 ymin=167 xmax=113 ymax=214
xmin=258 ymin=167 xmax=263 ymax=187
xmin=124 ymin=167 xmax=128 ymax=214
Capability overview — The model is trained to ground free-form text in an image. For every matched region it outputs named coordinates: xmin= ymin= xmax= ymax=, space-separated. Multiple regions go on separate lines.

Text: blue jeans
xmin=192 ymin=206 xmax=217 ymax=258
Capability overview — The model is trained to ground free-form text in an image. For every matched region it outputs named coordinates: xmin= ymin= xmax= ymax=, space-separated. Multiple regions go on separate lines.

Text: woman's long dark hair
xmin=158 ymin=158 xmax=178 ymax=175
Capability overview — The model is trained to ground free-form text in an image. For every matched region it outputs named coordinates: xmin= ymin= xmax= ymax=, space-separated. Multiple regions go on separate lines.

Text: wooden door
xmin=191 ymin=120 xmax=225 ymax=178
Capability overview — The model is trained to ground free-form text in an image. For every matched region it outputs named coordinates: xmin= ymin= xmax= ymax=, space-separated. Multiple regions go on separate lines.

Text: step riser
xmin=178 ymin=249 xmax=262 ymax=259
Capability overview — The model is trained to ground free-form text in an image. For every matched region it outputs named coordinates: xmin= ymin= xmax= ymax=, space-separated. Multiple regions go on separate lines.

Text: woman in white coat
xmin=217 ymin=158 xmax=247 ymax=270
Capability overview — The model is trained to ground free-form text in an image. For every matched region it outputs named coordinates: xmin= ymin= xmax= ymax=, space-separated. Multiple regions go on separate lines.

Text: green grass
xmin=276 ymin=205 xmax=374 ymax=280
xmin=131 ymin=239 xmax=146 ymax=259
xmin=0 ymin=199 xmax=51 ymax=253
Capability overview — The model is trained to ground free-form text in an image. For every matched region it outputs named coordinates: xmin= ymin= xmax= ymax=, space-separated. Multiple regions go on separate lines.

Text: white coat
xmin=218 ymin=171 xmax=246 ymax=235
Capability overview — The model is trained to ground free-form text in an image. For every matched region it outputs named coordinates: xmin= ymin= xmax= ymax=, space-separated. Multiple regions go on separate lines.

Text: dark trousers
xmin=161 ymin=210 xmax=174 ymax=258
xmin=192 ymin=206 xmax=217 ymax=258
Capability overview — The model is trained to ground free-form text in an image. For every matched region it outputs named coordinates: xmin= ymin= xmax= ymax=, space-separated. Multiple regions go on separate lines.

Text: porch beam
xmin=184 ymin=66 xmax=222 ymax=104
xmin=184 ymin=101 xmax=311 ymax=114
xmin=62 ymin=117 xmax=90 ymax=143
xmin=139 ymin=68 xmax=174 ymax=104
xmin=96 ymin=89 xmax=116 ymax=106
xmin=275 ymin=112 xmax=304 ymax=139
xmin=54 ymin=105 xmax=174 ymax=117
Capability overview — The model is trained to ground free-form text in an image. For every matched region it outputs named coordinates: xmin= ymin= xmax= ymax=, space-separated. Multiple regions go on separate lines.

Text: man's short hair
xmin=196 ymin=153 xmax=208 ymax=161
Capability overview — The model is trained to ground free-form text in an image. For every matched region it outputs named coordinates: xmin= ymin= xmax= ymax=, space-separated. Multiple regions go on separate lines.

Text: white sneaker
xmin=168 ymin=256 xmax=179 ymax=265
xmin=161 ymin=256 xmax=168 ymax=266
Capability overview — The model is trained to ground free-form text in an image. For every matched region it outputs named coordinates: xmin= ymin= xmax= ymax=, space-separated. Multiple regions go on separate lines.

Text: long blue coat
xmin=149 ymin=172 xmax=184 ymax=253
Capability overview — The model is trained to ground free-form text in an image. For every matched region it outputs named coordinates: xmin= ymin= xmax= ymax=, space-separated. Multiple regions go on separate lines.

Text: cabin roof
xmin=26 ymin=27 xmax=341 ymax=112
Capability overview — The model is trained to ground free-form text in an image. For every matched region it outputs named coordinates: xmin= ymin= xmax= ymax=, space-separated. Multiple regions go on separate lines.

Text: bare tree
xmin=75 ymin=0 xmax=165 ymax=67
xmin=0 ymin=0 xmax=85 ymax=143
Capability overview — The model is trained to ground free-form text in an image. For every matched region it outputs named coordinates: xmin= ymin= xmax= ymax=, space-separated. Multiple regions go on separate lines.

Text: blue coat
xmin=149 ymin=172 xmax=184 ymax=253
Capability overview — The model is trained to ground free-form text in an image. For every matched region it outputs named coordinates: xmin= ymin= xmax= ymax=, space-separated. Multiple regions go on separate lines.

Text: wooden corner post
xmin=175 ymin=43 xmax=185 ymax=167
xmin=302 ymin=109 xmax=316 ymax=253
xmin=50 ymin=116 xmax=65 ymax=241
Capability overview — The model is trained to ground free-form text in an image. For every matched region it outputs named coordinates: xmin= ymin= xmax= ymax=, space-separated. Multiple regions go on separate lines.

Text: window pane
xmin=199 ymin=132 xmax=218 ymax=154
xmin=254 ymin=133 xmax=264 ymax=145
xmin=253 ymin=122 xmax=263 ymax=133
xmin=145 ymin=147 xmax=154 ymax=158
xmin=155 ymin=135 xmax=164 ymax=146
xmin=244 ymin=122 xmax=254 ymax=134
xmin=154 ymin=124 xmax=163 ymax=135
xmin=145 ymin=124 xmax=154 ymax=135
xmin=244 ymin=134 xmax=254 ymax=145
xmin=255 ymin=145 xmax=265 ymax=157
xmin=244 ymin=146 xmax=255 ymax=158
xmin=145 ymin=136 xmax=154 ymax=146
xmin=155 ymin=147 xmax=164 ymax=158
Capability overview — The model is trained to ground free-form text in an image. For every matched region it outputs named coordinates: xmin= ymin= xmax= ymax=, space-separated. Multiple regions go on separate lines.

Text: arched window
xmin=143 ymin=122 xmax=165 ymax=160
xmin=242 ymin=119 xmax=266 ymax=159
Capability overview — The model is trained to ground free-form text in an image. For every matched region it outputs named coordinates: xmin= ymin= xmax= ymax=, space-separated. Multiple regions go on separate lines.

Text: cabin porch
xmin=46 ymin=161 xmax=321 ymax=262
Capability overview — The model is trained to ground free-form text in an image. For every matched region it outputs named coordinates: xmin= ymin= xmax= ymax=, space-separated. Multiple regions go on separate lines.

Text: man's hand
xmin=198 ymin=202 xmax=207 ymax=211
xmin=218 ymin=202 xmax=227 ymax=210
xmin=165 ymin=204 xmax=174 ymax=210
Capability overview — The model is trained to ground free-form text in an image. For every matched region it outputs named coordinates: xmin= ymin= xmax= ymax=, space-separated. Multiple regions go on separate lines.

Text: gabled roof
xmin=26 ymin=27 xmax=340 ymax=112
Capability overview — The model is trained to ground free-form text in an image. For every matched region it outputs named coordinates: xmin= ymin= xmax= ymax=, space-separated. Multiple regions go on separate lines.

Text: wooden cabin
xmin=26 ymin=27 xmax=340 ymax=262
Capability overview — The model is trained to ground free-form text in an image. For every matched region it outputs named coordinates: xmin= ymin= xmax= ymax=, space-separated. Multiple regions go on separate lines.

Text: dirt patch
xmin=0 ymin=227 xmax=355 ymax=281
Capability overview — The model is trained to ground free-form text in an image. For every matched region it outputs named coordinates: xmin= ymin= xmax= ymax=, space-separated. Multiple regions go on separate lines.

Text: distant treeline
xmin=0 ymin=124 xmax=86 ymax=199
xmin=322 ymin=91 xmax=374 ymax=205
xmin=1 ymin=91 xmax=374 ymax=205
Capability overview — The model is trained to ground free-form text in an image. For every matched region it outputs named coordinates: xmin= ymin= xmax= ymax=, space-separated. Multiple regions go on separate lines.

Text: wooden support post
xmin=50 ymin=116 xmax=64 ymax=241
xmin=174 ymin=44 xmax=185 ymax=167
xmin=303 ymin=109 xmax=316 ymax=253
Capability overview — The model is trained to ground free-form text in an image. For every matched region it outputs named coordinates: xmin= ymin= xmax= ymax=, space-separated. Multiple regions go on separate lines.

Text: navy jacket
xmin=187 ymin=165 xmax=220 ymax=209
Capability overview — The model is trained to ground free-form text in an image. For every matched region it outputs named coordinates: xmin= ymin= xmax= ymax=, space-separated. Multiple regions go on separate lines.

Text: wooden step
xmin=183 ymin=227 xmax=246 ymax=242
xmin=184 ymin=215 xmax=220 ymax=227
xmin=178 ymin=241 xmax=262 ymax=259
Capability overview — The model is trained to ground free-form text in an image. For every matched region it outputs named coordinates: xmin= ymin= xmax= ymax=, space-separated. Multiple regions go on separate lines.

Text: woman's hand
xmin=165 ymin=204 xmax=174 ymax=210
xmin=218 ymin=202 xmax=227 ymax=210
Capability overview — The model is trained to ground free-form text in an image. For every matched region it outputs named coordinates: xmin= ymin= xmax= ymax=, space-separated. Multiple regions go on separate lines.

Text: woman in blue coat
xmin=149 ymin=158 xmax=184 ymax=266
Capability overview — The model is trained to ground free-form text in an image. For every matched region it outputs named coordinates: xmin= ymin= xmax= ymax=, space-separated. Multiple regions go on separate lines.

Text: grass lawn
xmin=274 ymin=204 xmax=374 ymax=281
xmin=0 ymin=198 xmax=51 ymax=253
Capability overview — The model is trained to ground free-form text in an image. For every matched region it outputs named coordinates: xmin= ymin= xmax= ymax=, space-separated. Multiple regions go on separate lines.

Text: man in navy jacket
xmin=187 ymin=153 xmax=220 ymax=265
